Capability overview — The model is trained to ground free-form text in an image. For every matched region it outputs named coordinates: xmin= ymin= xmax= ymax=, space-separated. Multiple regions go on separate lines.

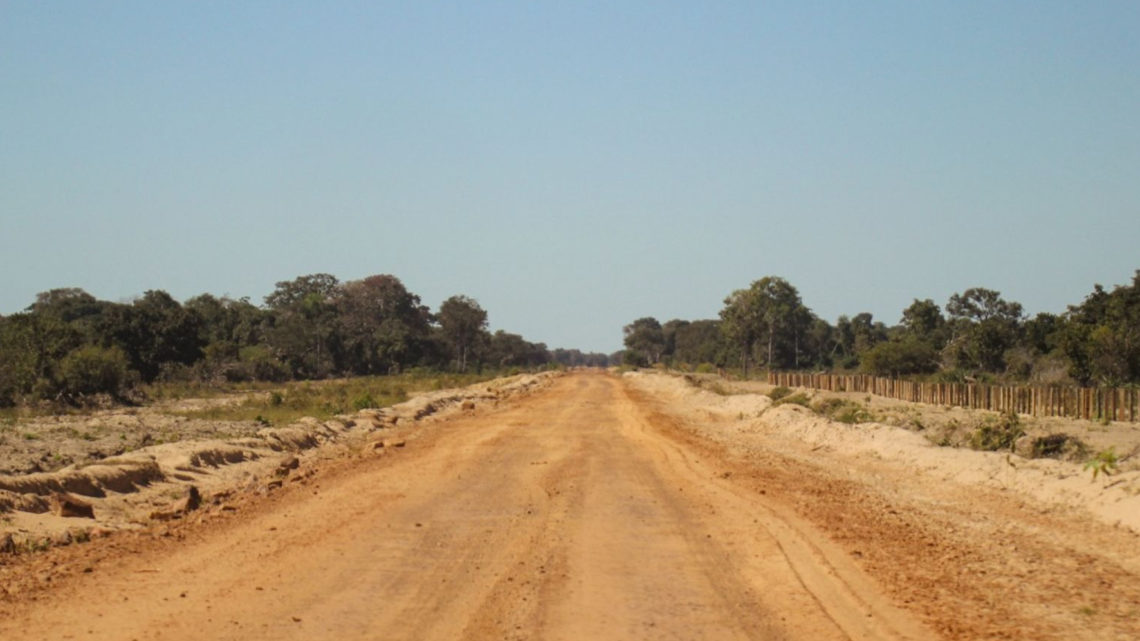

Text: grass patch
xmin=682 ymin=374 xmax=739 ymax=396
xmin=697 ymin=380 xmax=737 ymax=396
xmin=773 ymin=392 xmax=811 ymax=408
xmin=813 ymin=397 xmax=873 ymax=424
xmin=171 ymin=372 xmax=498 ymax=424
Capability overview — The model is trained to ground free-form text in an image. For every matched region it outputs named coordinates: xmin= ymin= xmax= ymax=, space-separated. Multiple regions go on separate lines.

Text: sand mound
xmin=1 ymin=372 xmax=559 ymax=547
xmin=625 ymin=371 xmax=1140 ymax=535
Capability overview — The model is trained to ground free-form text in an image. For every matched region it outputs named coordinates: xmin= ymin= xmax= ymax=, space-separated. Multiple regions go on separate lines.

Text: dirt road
xmin=2 ymin=371 xmax=1139 ymax=640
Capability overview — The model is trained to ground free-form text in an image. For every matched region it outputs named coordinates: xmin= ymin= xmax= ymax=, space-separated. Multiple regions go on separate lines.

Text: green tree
xmin=185 ymin=294 xmax=271 ymax=379
xmin=900 ymin=299 xmax=947 ymax=348
xmin=1060 ymin=272 xmax=1140 ymax=385
xmin=551 ymin=349 xmax=611 ymax=368
xmin=860 ymin=338 xmax=940 ymax=376
xmin=336 ymin=275 xmax=431 ymax=374
xmin=671 ymin=319 xmax=726 ymax=367
xmin=102 ymin=291 xmax=203 ymax=382
xmin=55 ymin=345 xmax=131 ymax=399
xmin=29 ymin=288 xmax=104 ymax=327
xmin=0 ymin=315 xmax=36 ymax=405
xmin=265 ymin=274 xmax=341 ymax=378
xmin=945 ymin=288 xmax=1024 ymax=373
xmin=660 ymin=319 xmax=688 ymax=364
xmin=849 ymin=312 xmax=887 ymax=356
xmin=487 ymin=331 xmax=549 ymax=369
xmin=438 ymin=295 xmax=488 ymax=372
xmin=719 ymin=276 xmax=807 ymax=374
xmin=622 ymin=317 xmax=665 ymax=366
xmin=1023 ymin=312 xmax=1062 ymax=355
xmin=0 ymin=311 xmax=84 ymax=395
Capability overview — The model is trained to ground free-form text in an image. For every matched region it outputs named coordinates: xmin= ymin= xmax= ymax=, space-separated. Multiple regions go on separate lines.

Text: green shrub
xmin=767 ymin=386 xmax=792 ymax=401
xmin=860 ymin=338 xmax=939 ymax=376
xmin=1084 ymin=448 xmax=1119 ymax=480
xmin=233 ymin=346 xmax=290 ymax=382
xmin=969 ymin=411 xmax=1024 ymax=451
xmin=813 ymin=397 xmax=873 ymax=424
xmin=1030 ymin=433 xmax=1087 ymax=460
xmin=352 ymin=392 xmax=378 ymax=410
xmin=55 ymin=346 xmax=132 ymax=399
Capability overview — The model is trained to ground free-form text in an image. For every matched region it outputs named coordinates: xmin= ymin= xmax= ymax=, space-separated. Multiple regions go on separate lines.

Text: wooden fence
xmin=766 ymin=372 xmax=1139 ymax=423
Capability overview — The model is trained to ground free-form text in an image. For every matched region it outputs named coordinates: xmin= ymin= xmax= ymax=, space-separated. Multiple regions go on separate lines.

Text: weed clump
xmin=1085 ymin=448 xmax=1119 ymax=480
xmin=813 ymin=398 xmax=873 ymax=424
xmin=352 ymin=393 xmax=379 ymax=411
xmin=969 ymin=411 xmax=1024 ymax=452
xmin=767 ymin=387 xmax=792 ymax=402
xmin=683 ymin=374 xmax=735 ymax=396
xmin=1029 ymin=433 xmax=1087 ymax=461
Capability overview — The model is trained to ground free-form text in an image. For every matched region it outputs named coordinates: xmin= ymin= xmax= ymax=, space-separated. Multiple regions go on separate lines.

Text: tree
xmin=29 ymin=288 xmax=103 ymax=325
xmin=487 ymin=331 xmax=549 ymax=369
xmin=947 ymin=288 xmax=1023 ymax=324
xmin=860 ymin=338 xmax=940 ymax=377
xmin=438 ymin=295 xmax=487 ymax=372
xmin=671 ymin=319 xmax=726 ymax=367
xmin=102 ymin=291 xmax=203 ymax=382
xmin=900 ymin=299 xmax=947 ymax=348
xmin=660 ymin=319 xmax=688 ymax=364
xmin=1060 ymin=272 xmax=1140 ymax=385
xmin=185 ymin=294 xmax=272 ymax=379
xmin=336 ymin=275 xmax=431 ymax=374
xmin=265 ymin=274 xmax=341 ymax=378
xmin=622 ymin=317 xmax=665 ymax=366
xmin=551 ymin=348 xmax=610 ymax=368
xmin=719 ymin=276 xmax=808 ymax=374
xmin=945 ymin=288 xmax=1024 ymax=373
xmin=54 ymin=345 xmax=131 ymax=399
xmin=1023 ymin=312 xmax=1062 ymax=355
xmin=799 ymin=317 xmax=837 ymax=370
xmin=849 ymin=312 xmax=887 ymax=356
xmin=264 ymin=273 xmax=340 ymax=309
xmin=0 ymin=311 xmax=84 ymax=394
xmin=0 ymin=315 xmax=38 ymax=405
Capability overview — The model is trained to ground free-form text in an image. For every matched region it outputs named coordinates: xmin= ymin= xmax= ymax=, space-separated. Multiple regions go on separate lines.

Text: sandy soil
xmin=713 ymin=375 xmax=1140 ymax=470
xmin=1 ymin=370 xmax=1139 ymax=640
xmin=0 ymin=373 xmax=552 ymax=545
xmin=0 ymin=394 xmax=269 ymax=476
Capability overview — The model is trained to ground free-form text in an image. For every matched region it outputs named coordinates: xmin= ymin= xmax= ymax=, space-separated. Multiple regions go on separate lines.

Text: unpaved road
xmin=2 ymin=371 xmax=1139 ymax=640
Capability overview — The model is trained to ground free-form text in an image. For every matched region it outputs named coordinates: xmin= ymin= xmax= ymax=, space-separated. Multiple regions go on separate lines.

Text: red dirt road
xmin=3 ymin=371 xmax=1138 ymax=640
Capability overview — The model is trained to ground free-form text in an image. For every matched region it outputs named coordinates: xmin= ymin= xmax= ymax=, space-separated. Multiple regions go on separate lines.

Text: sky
xmin=2 ymin=2 xmax=1138 ymax=354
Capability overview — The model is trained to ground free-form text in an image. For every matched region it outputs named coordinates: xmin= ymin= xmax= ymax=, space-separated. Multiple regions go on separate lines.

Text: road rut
xmin=1 ymin=372 xmax=931 ymax=640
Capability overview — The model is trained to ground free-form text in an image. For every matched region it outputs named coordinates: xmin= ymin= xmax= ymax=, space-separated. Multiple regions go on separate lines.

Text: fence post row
xmin=765 ymin=371 xmax=1138 ymax=423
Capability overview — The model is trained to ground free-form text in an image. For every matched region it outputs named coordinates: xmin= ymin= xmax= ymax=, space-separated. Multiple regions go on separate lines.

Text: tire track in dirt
xmin=624 ymin=378 xmax=1140 ymax=641
xmin=0 ymin=371 xmax=936 ymax=641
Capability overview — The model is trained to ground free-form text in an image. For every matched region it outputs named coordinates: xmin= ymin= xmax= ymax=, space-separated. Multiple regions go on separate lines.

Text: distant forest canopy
xmin=0 ymin=273 xmax=611 ymax=407
xmin=623 ymin=270 xmax=1140 ymax=388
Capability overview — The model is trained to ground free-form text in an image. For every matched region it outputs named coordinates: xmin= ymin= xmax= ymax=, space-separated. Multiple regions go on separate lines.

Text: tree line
xmin=623 ymin=270 xmax=1140 ymax=387
xmin=0 ymin=273 xmax=611 ymax=407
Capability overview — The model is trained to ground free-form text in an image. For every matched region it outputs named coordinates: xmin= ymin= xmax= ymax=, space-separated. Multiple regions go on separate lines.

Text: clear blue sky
xmin=3 ymin=2 xmax=1138 ymax=353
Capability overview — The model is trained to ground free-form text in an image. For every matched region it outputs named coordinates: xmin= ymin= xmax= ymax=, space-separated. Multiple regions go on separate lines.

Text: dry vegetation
xmin=682 ymin=372 xmax=1140 ymax=475
xmin=0 ymin=372 xmax=498 ymax=476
